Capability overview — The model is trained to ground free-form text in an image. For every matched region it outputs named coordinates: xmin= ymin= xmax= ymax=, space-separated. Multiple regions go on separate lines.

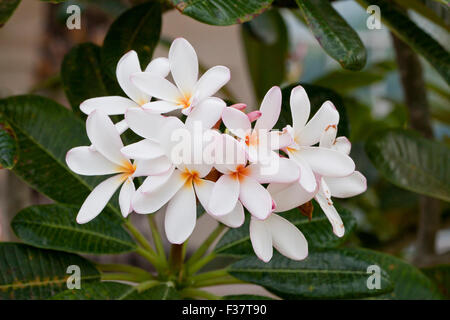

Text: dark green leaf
xmin=295 ymin=0 xmax=367 ymax=71
xmin=170 ymin=0 xmax=274 ymax=26
xmin=422 ymin=265 xmax=450 ymax=299
xmin=215 ymin=202 xmax=356 ymax=258
xmin=223 ymin=294 xmax=274 ymax=300
xmin=101 ymin=1 xmax=162 ymax=80
xmin=229 ymin=249 xmax=393 ymax=299
xmin=11 ymin=204 xmax=136 ymax=254
xmin=0 ymin=115 xmax=18 ymax=169
xmin=365 ymin=128 xmax=450 ymax=201
xmin=0 ymin=242 xmax=100 ymax=300
xmin=242 ymin=9 xmax=288 ymax=102
xmin=0 ymin=0 xmax=20 ymax=27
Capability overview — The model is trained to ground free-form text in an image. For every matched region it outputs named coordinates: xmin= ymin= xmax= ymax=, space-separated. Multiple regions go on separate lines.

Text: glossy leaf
xmin=0 ymin=0 xmax=20 ymax=27
xmin=215 ymin=202 xmax=356 ymax=258
xmin=422 ymin=265 xmax=450 ymax=299
xmin=101 ymin=1 xmax=162 ymax=80
xmin=229 ymin=249 xmax=393 ymax=299
xmin=223 ymin=294 xmax=274 ymax=300
xmin=365 ymin=128 xmax=450 ymax=202
xmin=295 ymin=0 xmax=367 ymax=71
xmin=0 ymin=243 xmax=100 ymax=300
xmin=11 ymin=204 xmax=136 ymax=254
xmin=242 ymin=9 xmax=288 ymax=102
xmin=0 ymin=115 xmax=18 ymax=169
xmin=170 ymin=0 xmax=274 ymax=26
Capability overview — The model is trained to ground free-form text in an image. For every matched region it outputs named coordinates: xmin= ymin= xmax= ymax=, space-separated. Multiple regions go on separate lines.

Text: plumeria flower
xmin=79 ymin=50 xmax=170 ymax=134
xmin=250 ymin=213 xmax=308 ymax=262
xmin=130 ymin=38 xmax=230 ymax=122
xmin=283 ymin=85 xmax=355 ymax=193
xmin=208 ymin=133 xmax=300 ymax=220
xmin=221 ymin=86 xmax=293 ymax=164
xmin=66 ymin=111 xmax=171 ymax=223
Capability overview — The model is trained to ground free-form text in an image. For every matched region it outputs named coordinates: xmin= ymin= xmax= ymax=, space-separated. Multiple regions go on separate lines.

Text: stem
xmin=135 ymin=247 xmax=165 ymax=272
xmin=179 ymin=288 xmax=222 ymax=300
xmin=191 ymin=269 xmax=229 ymax=283
xmin=186 ymin=224 xmax=226 ymax=268
xmin=101 ymin=272 xmax=151 ymax=283
xmin=188 ymin=252 xmax=217 ymax=275
xmin=96 ymin=263 xmax=153 ymax=279
xmin=193 ymin=276 xmax=244 ymax=288
xmin=169 ymin=244 xmax=184 ymax=274
xmin=134 ymin=280 xmax=161 ymax=293
xmin=124 ymin=220 xmax=156 ymax=256
xmin=148 ymin=215 xmax=168 ymax=267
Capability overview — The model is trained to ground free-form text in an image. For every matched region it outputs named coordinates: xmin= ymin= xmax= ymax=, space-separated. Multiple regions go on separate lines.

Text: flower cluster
xmin=66 ymin=38 xmax=366 ymax=263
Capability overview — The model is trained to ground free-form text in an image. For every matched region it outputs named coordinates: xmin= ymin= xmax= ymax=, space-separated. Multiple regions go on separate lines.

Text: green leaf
xmin=277 ymin=83 xmax=350 ymax=137
xmin=101 ymin=1 xmax=162 ymax=80
xmin=295 ymin=0 xmax=367 ymax=71
xmin=357 ymin=0 xmax=450 ymax=84
xmin=52 ymin=281 xmax=180 ymax=300
xmin=242 ymin=8 xmax=288 ymax=102
xmin=223 ymin=294 xmax=274 ymax=300
xmin=0 ymin=242 xmax=100 ymax=300
xmin=170 ymin=0 xmax=274 ymax=26
xmin=229 ymin=249 xmax=393 ymax=299
xmin=0 ymin=0 xmax=21 ymax=27
xmin=394 ymin=0 xmax=450 ymax=32
xmin=365 ymin=128 xmax=450 ymax=202
xmin=0 ymin=114 xmax=18 ymax=169
xmin=61 ymin=43 xmax=121 ymax=115
xmin=0 ymin=95 xmax=121 ymax=218
xmin=215 ymin=202 xmax=356 ymax=258
xmin=11 ymin=204 xmax=136 ymax=255
xmin=422 ymin=265 xmax=450 ymax=299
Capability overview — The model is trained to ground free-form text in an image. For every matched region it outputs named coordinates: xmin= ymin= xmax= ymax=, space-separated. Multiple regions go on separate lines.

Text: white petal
xmin=165 ymin=182 xmax=197 ymax=244
xmin=268 ymin=180 xmax=315 ymax=213
xmin=239 ymin=176 xmax=272 ymax=220
xmin=86 ymin=111 xmax=129 ymax=166
xmin=133 ymin=156 xmax=172 ymax=176
xmin=333 ymin=136 xmax=351 ymax=155
xmin=319 ymin=124 xmax=337 ymax=149
xmin=214 ymin=133 xmax=247 ymax=173
xmin=80 ymin=96 xmax=138 ymax=115
xmin=66 ymin=146 xmax=119 ymax=176
xmin=141 ymin=101 xmax=181 ymax=114
xmin=144 ymin=57 xmax=170 ymax=78
xmin=267 ymin=213 xmax=308 ymax=261
xmin=287 ymin=149 xmax=317 ymax=193
xmin=290 ymin=85 xmax=310 ymax=130
xmin=185 ymin=97 xmax=226 ymax=130
xmin=298 ymin=101 xmax=339 ymax=146
xmin=132 ymin=169 xmax=186 ymax=213
xmin=119 ymin=177 xmax=135 ymax=218
xmin=121 ymin=140 xmax=166 ymax=160
xmin=115 ymin=119 xmax=129 ymax=135
xmin=125 ymin=108 xmax=171 ymax=141
xmin=208 ymin=174 xmax=240 ymax=216
xmin=315 ymin=188 xmax=345 ymax=237
xmin=325 ymin=171 xmax=367 ymax=198
xmin=222 ymin=107 xmax=251 ymax=139
xmin=169 ymin=38 xmax=198 ymax=95
xmin=116 ymin=51 xmax=149 ymax=104
xmin=248 ymin=157 xmax=300 ymax=184
xmin=77 ymin=174 xmax=124 ymax=224
xmin=269 ymin=130 xmax=293 ymax=150
xmin=254 ymin=86 xmax=281 ymax=131
xmin=193 ymin=66 xmax=230 ymax=102
xmin=140 ymin=166 xmax=174 ymax=193
xmin=299 ymin=147 xmax=355 ymax=178
xmin=131 ymin=73 xmax=180 ymax=102
xmin=249 ymin=217 xmax=273 ymax=262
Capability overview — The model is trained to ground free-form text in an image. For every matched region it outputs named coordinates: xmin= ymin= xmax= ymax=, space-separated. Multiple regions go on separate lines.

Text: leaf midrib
xmin=0 ymin=275 xmax=99 ymax=290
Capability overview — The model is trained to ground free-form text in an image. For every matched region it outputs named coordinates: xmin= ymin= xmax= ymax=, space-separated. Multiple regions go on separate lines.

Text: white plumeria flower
xmin=79 ymin=50 xmax=170 ymax=134
xmin=208 ymin=133 xmax=300 ymax=220
xmin=66 ymin=111 xmax=171 ymax=223
xmin=130 ymin=38 xmax=230 ymax=121
xmin=283 ymin=85 xmax=355 ymax=193
xmin=221 ymin=86 xmax=293 ymax=164
xmin=250 ymin=213 xmax=308 ymax=262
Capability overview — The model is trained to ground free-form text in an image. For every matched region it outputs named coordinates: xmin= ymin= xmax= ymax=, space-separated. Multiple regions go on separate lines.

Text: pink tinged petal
xmin=267 ymin=180 xmax=315 ymax=213
xmin=315 ymin=187 xmax=345 ymax=237
xmin=247 ymin=111 xmax=262 ymax=122
xmin=319 ymin=124 xmax=338 ymax=149
xmin=248 ymin=157 xmax=300 ymax=184
xmin=269 ymin=130 xmax=294 ymax=150
xmin=325 ymin=171 xmax=367 ymax=198
xmin=299 ymin=146 xmax=355 ymax=177
xmin=130 ymin=73 xmax=180 ymax=102
xmin=133 ymin=156 xmax=172 ymax=176
xmin=290 ymin=85 xmax=310 ymax=130
xmin=141 ymin=101 xmax=181 ymax=114
xmin=208 ymin=174 xmax=240 ymax=216
xmin=333 ymin=136 xmax=351 ymax=155
xmin=125 ymin=108 xmax=169 ymax=141
xmin=250 ymin=217 xmax=273 ymax=262
xmin=254 ymin=86 xmax=282 ymax=131
xmin=194 ymin=66 xmax=230 ymax=102
xmin=144 ymin=57 xmax=170 ymax=78
xmin=119 ymin=177 xmax=135 ymax=218
xmin=298 ymin=101 xmax=339 ymax=146
xmin=86 ymin=111 xmax=129 ymax=166
xmin=132 ymin=169 xmax=186 ymax=213
xmin=230 ymin=103 xmax=246 ymax=111
xmin=288 ymin=150 xmax=317 ymax=192
xmin=222 ymin=107 xmax=251 ymax=139
xmin=169 ymin=38 xmax=198 ymax=95
xmin=121 ymin=140 xmax=166 ymax=160
xmin=80 ymin=96 xmax=138 ymax=116
xmin=76 ymin=174 xmax=124 ymax=224
xmin=239 ymin=176 xmax=272 ymax=220
xmin=140 ymin=166 xmax=174 ymax=193
xmin=116 ymin=51 xmax=149 ymax=104
xmin=185 ymin=97 xmax=226 ymax=130
xmin=165 ymin=182 xmax=197 ymax=244
xmin=267 ymin=214 xmax=308 ymax=261
xmin=66 ymin=146 xmax=119 ymax=176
